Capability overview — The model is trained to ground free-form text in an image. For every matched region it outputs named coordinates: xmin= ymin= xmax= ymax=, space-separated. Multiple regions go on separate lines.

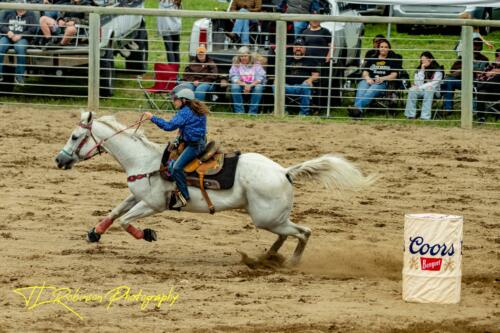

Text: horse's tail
xmin=285 ymin=154 xmax=377 ymax=191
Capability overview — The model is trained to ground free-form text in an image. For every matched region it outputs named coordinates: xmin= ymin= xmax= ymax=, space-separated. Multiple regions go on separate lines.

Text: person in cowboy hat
xmin=144 ymin=89 xmax=209 ymax=208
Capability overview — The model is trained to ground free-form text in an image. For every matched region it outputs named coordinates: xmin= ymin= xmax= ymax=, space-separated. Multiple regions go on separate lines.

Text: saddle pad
xmin=186 ymin=151 xmax=240 ymax=190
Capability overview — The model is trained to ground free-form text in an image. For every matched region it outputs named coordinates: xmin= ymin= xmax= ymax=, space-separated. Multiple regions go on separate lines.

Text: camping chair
xmin=137 ymin=63 xmax=179 ymax=111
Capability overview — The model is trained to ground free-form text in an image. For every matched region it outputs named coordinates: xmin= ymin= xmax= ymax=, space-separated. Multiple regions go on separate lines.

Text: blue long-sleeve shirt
xmin=151 ymin=105 xmax=206 ymax=143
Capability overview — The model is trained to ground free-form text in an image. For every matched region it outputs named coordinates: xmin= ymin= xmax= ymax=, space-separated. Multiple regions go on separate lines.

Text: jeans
xmin=43 ymin=10 xmax=59 ymax=19
xmin=172 ymin=140 xmax=205 ymax=200
xmin=354 ymin=79 xmax=387 ymax=111
xmin=162 ymin=34 xmax=180 ymax=64
xmin=231 ymin=83 xmax=264 ymax=114
xmin=180 ymin=82 xmax=214 ymax=101
xmin=441 ymin=76 xmax=461 ymax=111
xmin=404 ymin=87 xmax=436 ymax=120
xmin=232 ymin=9 xmax=250 ymax=45
xmin=0 ymin=36 xmax=28 ymax=78
xmin=294 ymin=21 xmax=308 ymax=37
xmin=283 ymin=83 xmax=312 ymax=115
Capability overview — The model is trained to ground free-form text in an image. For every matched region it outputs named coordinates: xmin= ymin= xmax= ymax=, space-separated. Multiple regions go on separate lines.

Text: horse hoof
xmin=143 ymin=228 xmax=157 ymax=242
xmin=86 ymin=228 xmax=101 ymax=243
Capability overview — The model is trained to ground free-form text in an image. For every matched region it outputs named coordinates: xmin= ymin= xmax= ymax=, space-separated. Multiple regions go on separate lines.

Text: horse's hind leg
xmin=268 ymin=235 xmax=288 ymax=254
xmin=88 ymin=194 xmax=138 ymax=242
xmin=269 ymin=220 xmax=311 ymax=266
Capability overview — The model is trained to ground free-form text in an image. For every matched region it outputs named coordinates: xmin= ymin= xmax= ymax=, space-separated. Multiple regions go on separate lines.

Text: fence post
xmin=460 ymin=25 xmax=473 ymax=129
xmin=274 ymin=20 xmax=287 ymax=117
xmin=88 ymin=13 xmax=100 ymax=112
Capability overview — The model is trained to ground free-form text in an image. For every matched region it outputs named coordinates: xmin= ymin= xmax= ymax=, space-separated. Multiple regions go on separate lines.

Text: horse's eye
xmin=71 ymin=134 xmax=79 ymax=141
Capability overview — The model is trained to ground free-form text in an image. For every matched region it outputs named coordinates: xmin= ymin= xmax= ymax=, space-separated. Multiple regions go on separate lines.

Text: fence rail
xmin=1 ymin=3 xmax=499 ymax=127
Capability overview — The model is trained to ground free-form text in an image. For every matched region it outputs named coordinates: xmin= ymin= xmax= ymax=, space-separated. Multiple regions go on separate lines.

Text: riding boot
xmin=172 ymin=191 xmax=188 ymax=209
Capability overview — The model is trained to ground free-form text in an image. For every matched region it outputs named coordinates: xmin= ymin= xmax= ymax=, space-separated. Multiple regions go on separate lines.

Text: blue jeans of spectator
xmin=354 ymin=79 xmax=387 ymax=111
xmin=294 ymin=21 xmax=308 ymax=38
xmin=43 ymin=11 xmax=59 ymax=19
xmin=180 ymin=82 xmax=214 ymax=101
xmin=404 ymin=87 xmax=436 ymax=120
xmin=231 ymin=83 xmax=264 ymax=114
xmin=0 ymin=36 xmax=28 ymax=79
xmin=172 ymin=140 xmax=205 ymax=200
xmin=232 ymin=9 xmax=250 ymax=45
xmin=284 ymin=83 xmax=312 ymax=115
xmin=441 ymin=76 xmax=461 ymax=111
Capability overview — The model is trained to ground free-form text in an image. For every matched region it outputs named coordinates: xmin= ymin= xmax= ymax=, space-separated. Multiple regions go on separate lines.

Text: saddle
xmin=161 ymin=140 xmax=240 ymax=214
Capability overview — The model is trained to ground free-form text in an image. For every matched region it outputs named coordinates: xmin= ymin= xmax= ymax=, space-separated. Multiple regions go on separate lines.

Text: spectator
xmin=441 ymin=38 xmax=490 ymax=114
xmin=39 ymin=0 xmax=89 ymax=48
xmin=301 ymin=19 xmax=331 ymax=66
xmin=0 ymin=5 xmax=37 ymax=85
xmin=364 ymin=34 xmax=385 ymax=60
xmin=404 ymin=51 xmax=444 ymax=120
xmin=277 ymin=0 xmax=321 ymax=38
xmin=229 ymin=46 xmax=266 ymax=114
xmin=157 ymin=0 xmax=182 ymax=64
xmin=349 ymin=39 xmax=400 ymax=118
xmin=475 ymin=48 xmax=500 ymax=122
xmin=281 ymin=38 xmax=320 ymax=115
xmin=455 ymin=12 xmax=494 ymax=56
xmin=301 ymin=19 xmax=336 ymax=108
xmin=40 ymin=0 xmax=71 ymax=21
xmin=179 ymin=45 xmax=218 ymax=101
xmin=226 ymin=0 xmax=262 ymax=46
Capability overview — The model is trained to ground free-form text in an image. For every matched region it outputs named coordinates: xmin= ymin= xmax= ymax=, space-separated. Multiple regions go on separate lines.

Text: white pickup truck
xmin=0 ymin=0 xmax=148 ymax=96
xmin=189 ymin=0 xmax=364 ymax=70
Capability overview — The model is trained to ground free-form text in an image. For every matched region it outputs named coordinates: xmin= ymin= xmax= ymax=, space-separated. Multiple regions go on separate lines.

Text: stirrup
xmin=172 ymin=192 xmax=188 ymax=209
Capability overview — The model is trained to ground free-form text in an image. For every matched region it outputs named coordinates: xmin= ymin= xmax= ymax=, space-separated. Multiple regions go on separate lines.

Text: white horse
xmin=55 ymin=111 xmax=376 ymax=265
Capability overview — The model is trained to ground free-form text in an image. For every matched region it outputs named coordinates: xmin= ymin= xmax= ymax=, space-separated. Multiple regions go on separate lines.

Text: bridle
xmin=59 ymin=114 xmax=149 ymax=161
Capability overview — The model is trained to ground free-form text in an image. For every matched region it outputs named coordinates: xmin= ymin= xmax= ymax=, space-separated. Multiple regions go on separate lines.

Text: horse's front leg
xmin=87 ymin=194 xmax=138 ymax=242
xmin=117 ymin=200 xmax=159 ymax=242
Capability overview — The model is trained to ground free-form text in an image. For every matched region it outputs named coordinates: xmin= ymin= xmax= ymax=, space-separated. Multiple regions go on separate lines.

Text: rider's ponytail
xmin=186 ymin=100 xmax=210 ymax=116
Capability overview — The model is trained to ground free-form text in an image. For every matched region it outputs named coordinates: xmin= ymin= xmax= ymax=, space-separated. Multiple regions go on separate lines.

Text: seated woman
xmin=179 ymin=45 xmax=219 ymax=101
xmin=229 ymin=46 xmax=266 ymax=114
xmin=404 ymin=51 xmax=443 ymax=120
xmin=349 ymin=39 xmax=400 ymax=118
xmin=226 ymin=0 xmax=262 ymax=45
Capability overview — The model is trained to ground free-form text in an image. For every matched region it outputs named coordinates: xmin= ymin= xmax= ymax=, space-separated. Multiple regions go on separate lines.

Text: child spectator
xmin=404 ymin=51 xmax=443 ymax=120
xmin=229 ymin=46 xmax=266 ymax=114
xmin=0 ymin=5 xmax=37 ymax=85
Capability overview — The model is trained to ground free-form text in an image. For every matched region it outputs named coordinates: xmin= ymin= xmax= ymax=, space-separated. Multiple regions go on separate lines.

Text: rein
xmin=83 ymin=116 xmax=149 ymax=160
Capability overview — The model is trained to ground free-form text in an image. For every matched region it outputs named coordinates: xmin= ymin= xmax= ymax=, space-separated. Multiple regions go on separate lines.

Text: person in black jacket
xmin=0 ymin=7 xmax=37 ymax=85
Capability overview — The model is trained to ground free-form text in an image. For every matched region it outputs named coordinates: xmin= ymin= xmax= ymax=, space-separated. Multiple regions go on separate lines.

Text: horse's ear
xmin=87 ymin=112 xmax=93 ymax=124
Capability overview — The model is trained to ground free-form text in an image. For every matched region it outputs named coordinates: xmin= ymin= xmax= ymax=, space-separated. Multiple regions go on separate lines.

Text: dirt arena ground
xmin=0 ymin=106 xmax=498 ymax=333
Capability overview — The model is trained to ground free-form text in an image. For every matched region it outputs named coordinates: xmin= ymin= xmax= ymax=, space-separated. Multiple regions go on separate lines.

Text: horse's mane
xmin=97 ymin=116 xmax=162 ymax=153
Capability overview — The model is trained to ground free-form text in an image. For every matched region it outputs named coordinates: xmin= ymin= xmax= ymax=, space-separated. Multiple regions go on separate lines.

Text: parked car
xmin=0 ymin=0 xmax=148 ymax=96
xmin=342 ymin=3 xmax=388 ymax=16
xmin=189 ymin=0 xmax=364 ymax=71
xmin=392 ymin=4 xmax=494 ymax=34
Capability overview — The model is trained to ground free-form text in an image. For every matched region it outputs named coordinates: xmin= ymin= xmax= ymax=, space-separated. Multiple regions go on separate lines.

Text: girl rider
xmin=144 ymin=88 xmax=209 ymax=208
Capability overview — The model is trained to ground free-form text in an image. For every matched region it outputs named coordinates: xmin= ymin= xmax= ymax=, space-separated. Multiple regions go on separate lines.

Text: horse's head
xmin=55 ymin=110 xmax=102 ymax=169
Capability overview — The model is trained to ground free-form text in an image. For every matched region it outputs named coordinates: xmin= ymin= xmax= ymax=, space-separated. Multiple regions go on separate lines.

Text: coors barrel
xmin=403 ymin=214 xmax=463 ymax=304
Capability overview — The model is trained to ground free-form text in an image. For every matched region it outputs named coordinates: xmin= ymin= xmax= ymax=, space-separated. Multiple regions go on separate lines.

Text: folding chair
xmin=137 ymin=63 xmax=179 ymax=111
